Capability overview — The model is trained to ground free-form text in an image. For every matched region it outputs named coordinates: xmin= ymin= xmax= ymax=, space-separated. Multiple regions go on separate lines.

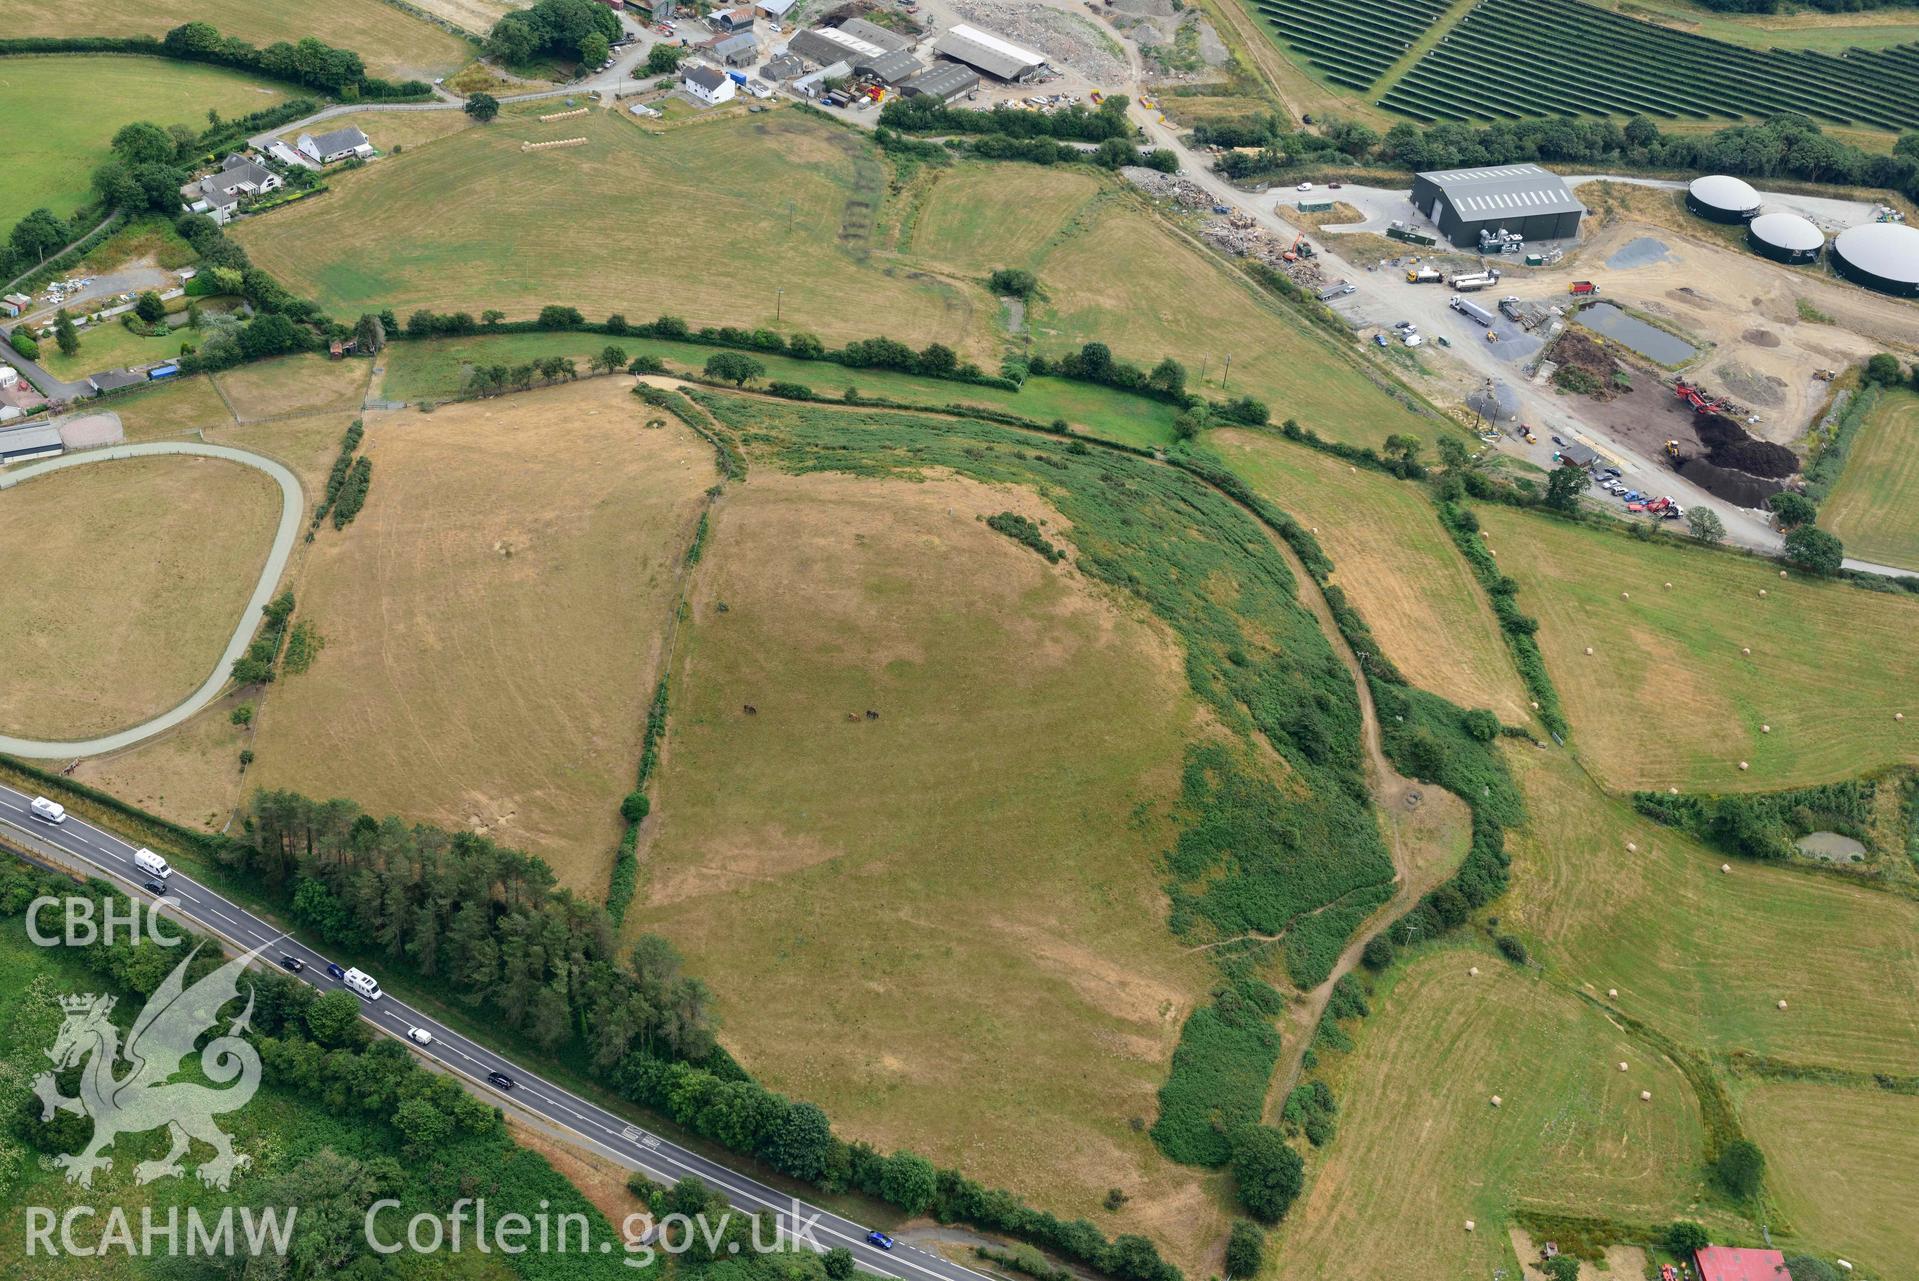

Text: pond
xmin=1577 ymin=302 xmax=1698 ymax=365
xmin=1795 ymin=831 xmax=1866 ymax=863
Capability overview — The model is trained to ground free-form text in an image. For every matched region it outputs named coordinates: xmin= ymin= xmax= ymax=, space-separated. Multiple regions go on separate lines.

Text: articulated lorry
xmin=1449 ymin=295 xmax=1496 ymax=326
xmin=1449 ymin=269 xmax=1501 ymax=292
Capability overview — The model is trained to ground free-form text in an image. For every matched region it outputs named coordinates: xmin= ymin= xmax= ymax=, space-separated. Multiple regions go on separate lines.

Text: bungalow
xmin=710 ymin=30 xmax=758 ymax=66
xmin=298 ymin=125 xmax=374 ymax=165
xmin=182 ymin=151 xmax=285 ymax=224
xmin=681 ymin=64 xmax=737 ymax=105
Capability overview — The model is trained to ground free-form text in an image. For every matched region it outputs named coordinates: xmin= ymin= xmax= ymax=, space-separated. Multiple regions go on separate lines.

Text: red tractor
xmin=1674 ymin=380 xmax=1729 ymax=414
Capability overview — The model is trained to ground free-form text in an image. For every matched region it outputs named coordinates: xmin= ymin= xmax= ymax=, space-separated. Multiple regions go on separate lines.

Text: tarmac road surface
xmin=0 ymin=785 xmax=994 ymax=1281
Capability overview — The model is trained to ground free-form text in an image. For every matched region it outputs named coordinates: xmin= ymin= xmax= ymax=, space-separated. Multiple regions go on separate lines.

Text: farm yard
xmin=1475 ymin=505 xmax=1919 ymax=792
xmin=1208 ymin=430 xmax=1532 ymax=719
xmin=0 ymin=0 xmax=475 ymax=81
xmin=1383 ymin=0 xmax=1919 ymax=128
xmin=234 ymin=112 xmax=986 ymax=353
xmin=244 ymin=380 xmax=715 ymax=893
xmin=0 ymin=55 xmax=288 ymax=227
xmin=1275 ymin=951 xmax=1708 ymax=1279
xmin=1820 ymin=388 xmax=1919 ymax=572
xmin=0 ymin=455 xmax=280 ymax=740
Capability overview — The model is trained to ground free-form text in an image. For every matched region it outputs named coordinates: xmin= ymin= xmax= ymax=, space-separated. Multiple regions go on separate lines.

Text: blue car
xmin=326 ymin=963 xmax=346 ymax=981
xmin=866 ymin=1231 xmax=893 ymax=1251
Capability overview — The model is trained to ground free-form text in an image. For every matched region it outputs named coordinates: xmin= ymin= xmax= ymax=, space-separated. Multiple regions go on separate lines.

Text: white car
xmin=1402 ymin=333 xmax=1424 ymax=347
xmin=406 ymin=1026 xmax=433 ymax=1046
xmin=1297 ymin=181 xmax=1313 ymax=191
xmin=30 ymin=797 xmax=67 ymax=824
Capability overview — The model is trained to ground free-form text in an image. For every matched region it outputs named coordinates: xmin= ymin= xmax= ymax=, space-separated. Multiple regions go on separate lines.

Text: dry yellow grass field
xmin=905 ymin=164 xmax=1103 ymax=276
xmin=236 ymin=112 xmax=982 ymax=351
xmin=633 ymin=468 xmax=1225 ymax=1260
xmin=212 ymin=354 xmax=371 ymax=422
xmin=0 ymin=0 xmax=475 ymax=81
xmin=1031 ymin=205 xmax=1447 ymax=450
xmin=71 ymin=693 xmax=254 ymax=831
xmin=1502 ymin=747 xmax=1919 ymax=1077
xmin=246 ymin=379 xmax=714 ymax=891
xmin=0 ymin=456 xmax=278 ymax=739
xmin=1477 ymin=506 xmax=1919 ymax=791
xmin=1277 ymin=952 xmax=1704 ymax=1278
xmin=1210 ymin=430 xmax=1530 ymax=718
xmin=269 ymin=107 xmax=477 ymax=157
xmin=1741 ymin=1080 xmax=1919 ymax=1278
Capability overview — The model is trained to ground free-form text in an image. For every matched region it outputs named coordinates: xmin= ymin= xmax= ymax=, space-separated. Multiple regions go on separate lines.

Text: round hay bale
xmin=1761 ymin=724 xmax=1771 ymax=733
xmin=1664 ymin=581 xmax=1673 ymax=589
xmin=1668 ymin=786 xmax=1679 ymax=795
xmin=1897 ymin=713 xmax=1906 ymax=722
xmin=1489 ymin=1096 xmax=1501 ymax=1107
xmin=1465 ymin=1220 xmax=1475 ymax=1232
xmin=1739 ymin=761 xmax=1750 ymax=770
xmin=1607 ymin=988 xmax=1619 ymax=998
xmin=1626 ymin=841 xmax=1637 ymax=852
xmin=1721 ymin=863 xmax=1732 ymax=873
xmin=1778 ymin=999 xmax=1788 ymax=1010
xmin=1468 ymin=966 xmax=1480 ymax=977
xmin=1759 ymin=589 xmax=1768 ymax=598
xmin=1780 ymin=569 xmax=1789 ymax=578
xmin=1640 ymin=1090 xmax=1652 ymax=1102
xmin=1621 ymin=591 xmax=1630 ymax=600
xmin=1742 ymin=646 xmax=1751 ymax=656
xmin=1619 ymin=1061 xmax=1629 ymax=1072
xmin=1490 ymin=549 xmax=1498 ymax=557
xmin=1585 ymin=646 xmax=1594 ymax=655
xmin=1531 ymin=700 xmax=1540 ymax=710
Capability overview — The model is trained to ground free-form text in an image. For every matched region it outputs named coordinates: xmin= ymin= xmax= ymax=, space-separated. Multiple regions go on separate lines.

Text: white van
xmin=343 ymin=967 xmax=384 ymax=1001
xmin=30 ymin=797 xmax=67 ymax=824
xmin=134 ymin=848 xmax=172 ymax=880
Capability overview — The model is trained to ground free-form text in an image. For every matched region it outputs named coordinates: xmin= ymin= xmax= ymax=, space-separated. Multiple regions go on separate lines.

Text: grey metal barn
xmin=1410 ymin=164 xmax=1584 ymax=248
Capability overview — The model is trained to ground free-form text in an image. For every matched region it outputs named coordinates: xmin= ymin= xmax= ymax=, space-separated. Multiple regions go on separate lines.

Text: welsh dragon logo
xmin=32 ymin=943 xmax=264 ymax=1190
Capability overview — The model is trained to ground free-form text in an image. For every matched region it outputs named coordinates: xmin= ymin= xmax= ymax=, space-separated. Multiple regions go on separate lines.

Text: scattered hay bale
xmin=1465 ymin=1220 xmax=1475 ymax=1232
xmin=1640 ymin=1090 xmax=1653 ymax=1102
xmin=1626 ymin=840 xmax=1637 ymax=852
xmin=1742 ymin=646 xmax=1751 ymax=656
xmin=1897 ymin=713 xmax=1906 ymax=722
xmin=1739 ymin=760 xmax=1750 ymax=770
xmin=1758 ymin=589 xmax=1768 ymax=598
xmin=1488 ymin=1096 xmax=1501 ymax=1108
xmin=1721 ymin=863 xmax=1732 ymax=873
xmin=1621 ymin=591 xmax=1630 ymax=600
xmin=1668 ymin=786 xmax=1679 ymax=795
xmin=1778 ymin=999 xmax=1788 ymax=1010
xmin=1607 ymin=988 xmax=1618 ymax=998
xmin=1761 ymin=724 xmax=1771 ymax=733
xmin=1780 ymin=569 xmax=1789 ymax=578
xmin=1664 ymin=581 xmax=1673 ymax=589
xmin=1585 ymin=646 xmax=1594 ymax=655
xmin=1468 ymin=966 xmax=1480 ymax=977
xmin=1619 ymin=1061 xmax=1629 ymax=1072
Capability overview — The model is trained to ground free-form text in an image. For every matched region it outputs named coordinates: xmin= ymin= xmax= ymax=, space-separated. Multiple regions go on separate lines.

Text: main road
xmin=0 ymin=783 xmax=987 ymax=1281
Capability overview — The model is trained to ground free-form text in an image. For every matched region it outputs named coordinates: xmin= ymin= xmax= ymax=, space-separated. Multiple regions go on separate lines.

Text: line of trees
xmin=880 ymin=93 xmax=1136 ymax=142
xmin=159 ymin=21 xmax=430 ymax=98
xmin=1214 ymin=110 xmax=1919 ymax=204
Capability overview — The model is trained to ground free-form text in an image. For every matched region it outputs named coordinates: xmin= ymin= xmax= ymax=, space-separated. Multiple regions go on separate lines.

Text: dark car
xmin=487 ymin=1071 xmax=516 ymax=1091
xmin=1551 ymin=435 xmax=1566 ymax=446
xmin=865 ymin=1232 xmax=893 ymax=1251
xmin=279 ymin=955 xmax=306 ymax=973
xmin=143 ymin=880 xmax=167 ymax=896
xmin=325 ymin=962 xmax=346 ymax=981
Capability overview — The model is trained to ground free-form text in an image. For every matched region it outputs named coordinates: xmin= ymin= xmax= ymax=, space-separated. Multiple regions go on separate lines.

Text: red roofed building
xmin=1695 ymin=1246 xmax=1791 ymax=1281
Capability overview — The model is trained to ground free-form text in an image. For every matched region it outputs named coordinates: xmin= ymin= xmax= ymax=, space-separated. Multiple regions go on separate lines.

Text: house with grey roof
xmin=681 ymin=64 xmax=737 ymax=106
xmin=298 ymin=125 xmax=375 ymax=165
xmin=181 ymin=151 xmax=284 ymax=224
xmin=711 ymin=30 xmax=759 ymax=66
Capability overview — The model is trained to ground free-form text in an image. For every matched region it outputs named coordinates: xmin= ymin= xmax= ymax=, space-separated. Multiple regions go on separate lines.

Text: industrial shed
xmin=932 ymin=23 xmax=1047 ymax=81
xmin=836 ymin=17 xmax=912 ymax=53
xmin=898 ymin=61 xmax=980 ymax=103
xmin=1831 ymin=222 xmax=1919 ymax=297
xmin=856 ymin=48 xmax=922 ymax=84
xmin=1410 ymin=164 xmax=1583 ymax=247
xmin=788 ymin=24 xmax=887 ymax=66
xmin=0 ymin=421 xmax=63 ymax=463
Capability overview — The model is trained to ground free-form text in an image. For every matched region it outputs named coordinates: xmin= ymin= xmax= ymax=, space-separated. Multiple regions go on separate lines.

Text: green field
xmin=1478 ymin=505 xmax=1919 ymax=792
xmin=1595 ymin=0 xmax=1919 ymax=52
xmin=1276 ymin=948 xmax=1707 ymax=1278
xmin=1502 ymin=746 xmax=1919 ymax=1078
xmin=1741 ymin=1080 xmax=1919 ymax=1278
xmin=0 ymin=55 xmax=289 ymax=228
xmin=36 ymin=319 xmax=185 ymax=379
xmin=1821 ymin=388 xmax=1919 ymax=572
xmin=902 ymin=163 xmax=1106 ymax=277
xmin=377 ymin=334 xmax=1182 ymax=448
xmin=236 ymin=111 xmax=987 ymax=351
xmin=1209 ymin=429 xmax=1531 ymax=718
xmin=0 ymin=0 xmax=476 ymax=81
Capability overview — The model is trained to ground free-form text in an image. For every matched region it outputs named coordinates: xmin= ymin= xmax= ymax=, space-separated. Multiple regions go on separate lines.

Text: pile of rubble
xmin=1120 ymin=166 xmax=1212 ymax=208
xmin=948 ymin=0 xmax=1131 ymax=82
xmin=1200 ymin=216 xmax=1326 ymax=285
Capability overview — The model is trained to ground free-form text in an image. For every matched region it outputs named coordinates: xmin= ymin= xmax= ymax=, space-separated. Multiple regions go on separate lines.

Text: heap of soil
xmin=1679 ymin=458 xmax=1784 ymax=508
xmin=1551 ymin=330 xmax=1621 ymax=399
xmin=1694 ymin=411 xmax=1798 ymax=478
